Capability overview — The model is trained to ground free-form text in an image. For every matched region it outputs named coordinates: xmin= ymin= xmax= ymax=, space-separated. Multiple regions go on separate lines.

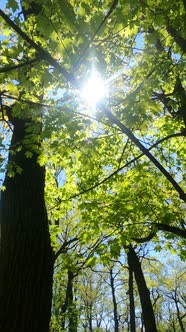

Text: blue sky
xmin=0 ymin=0 xmax=7 ymax=10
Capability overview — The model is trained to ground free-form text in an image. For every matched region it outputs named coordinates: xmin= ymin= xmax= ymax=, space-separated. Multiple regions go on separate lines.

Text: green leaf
xmin=7 ymin=0 xmax=19 ymax=11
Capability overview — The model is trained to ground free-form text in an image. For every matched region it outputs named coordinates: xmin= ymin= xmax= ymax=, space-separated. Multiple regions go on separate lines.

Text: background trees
xmin=0 ymin=0 xmax=185 ymax=331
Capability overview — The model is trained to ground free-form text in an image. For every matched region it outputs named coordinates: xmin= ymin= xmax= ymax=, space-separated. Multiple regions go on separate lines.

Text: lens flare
xmin=81 ymin=71 xmax=106 ymax=111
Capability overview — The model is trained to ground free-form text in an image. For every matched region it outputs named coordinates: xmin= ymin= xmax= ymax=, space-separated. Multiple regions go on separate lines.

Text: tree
xmin=127 ymin=253 xmax=136 ymax=332
xmin=0 ymin=0 xmax=186 ymax=330
xmin=0 ymin=1 xmax=54 ymax=331
xmin=109 ymin=267 xmax=119 ymax=332
xmin=0 ymin=105 xmax=54 ymax=332
xmin=159 ymin=259 xmax=186 ymax=332
xmin=127 ymin=245 xmax=157 ymax=332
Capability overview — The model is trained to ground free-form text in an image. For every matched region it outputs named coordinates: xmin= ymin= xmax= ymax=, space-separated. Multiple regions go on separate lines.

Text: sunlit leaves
xmin=0 ymin=0 xmax=185 ymax=265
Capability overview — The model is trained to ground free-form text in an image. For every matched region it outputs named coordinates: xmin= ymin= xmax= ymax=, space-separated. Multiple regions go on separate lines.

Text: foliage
xmin=0 ymin=0 xmax=186 ymax=329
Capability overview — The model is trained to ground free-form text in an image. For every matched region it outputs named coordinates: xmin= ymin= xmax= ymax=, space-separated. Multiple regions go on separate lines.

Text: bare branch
xmin=54 ymin=237 xmax=79 ymax=261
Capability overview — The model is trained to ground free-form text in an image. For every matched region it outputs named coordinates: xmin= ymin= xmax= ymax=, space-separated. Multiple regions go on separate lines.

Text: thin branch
xmin=118 ymin=138 xmax=130 ymax=168
xmin=75 ymin=234 xmax=113 ymax=274
xmin=0 ymin=98 xmax=13 ymax=131
xmin=73 ymin=0 xmax=119 ymax=70
xmin=3 ymin=88 xmax=185 ymax=203
xmin=148 ymin=132 xmax=186 ymax=146
xmin=2 ymin=92 xmax=57 ymax=107
xmin=40 ymin=13 xmax=73 ymax=63
xmin=51 ymin=131 xmax=184 ymax=204
xmin=1 ymin=9 xmax=185 ymax=202
xmin=2 ymin=93 xmax=116 ymax=128
xmin=132 ymin=232 xmax=156 ymax=243
xmin=0 ymin=9 xmax=77 ymax=86
xmin=0 ymin=57 xmax=40 ymax=73
xmin=101 ymin=105 xmax=186 ymax=203
xmin=54 ymin=237 xmax=79 ymax=261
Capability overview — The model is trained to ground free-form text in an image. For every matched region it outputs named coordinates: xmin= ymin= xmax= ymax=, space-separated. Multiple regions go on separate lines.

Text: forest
xmin=0 ymin=0 xmax=185 ymax=331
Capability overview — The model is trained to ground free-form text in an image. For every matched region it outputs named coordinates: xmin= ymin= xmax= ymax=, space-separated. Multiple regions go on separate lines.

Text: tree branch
xmin=73 ymin=0 xmax=119 ymax=70
xmin=100 ymin=105 xmax=186 ymax=203
xmin=132 ymin=232 xmax=156 ymax=243
xmin=0 ymin=57 xmax=40 ymax=73
xmin=2 ymin=93 xmax=116 ymax=128
xmin=0 ymin=9 xmax=77 ymax=86
xmin=54 ymin=237 xmax=79 ymax=261
xmin=49 ymin=131 xmax=184 ymax=205
xmin=166 ymin=23 xmax=186 ymax=53
xmin=1 ymin=9 xmax=185 ymax=202
xmin=154 ymin=223 xmax=186 ymax=239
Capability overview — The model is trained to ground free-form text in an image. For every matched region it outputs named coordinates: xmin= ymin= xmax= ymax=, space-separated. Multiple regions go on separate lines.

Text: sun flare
xmin=81 ymin=71 xmax=107 ymax=110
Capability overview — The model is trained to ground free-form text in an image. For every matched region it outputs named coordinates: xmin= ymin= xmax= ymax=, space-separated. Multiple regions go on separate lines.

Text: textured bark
xmin=0 ymin=114 xmax=53 ymax=332
xmin=127 ymin=245 xmax=157 ymax=332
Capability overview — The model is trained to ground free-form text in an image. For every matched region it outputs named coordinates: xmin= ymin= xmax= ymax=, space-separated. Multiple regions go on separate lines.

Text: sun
xmin=81 ymin=70 xmax=107 ymax=111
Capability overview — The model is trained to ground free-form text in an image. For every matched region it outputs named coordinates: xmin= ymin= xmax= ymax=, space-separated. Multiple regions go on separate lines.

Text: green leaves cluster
xmin=0 ymin=0 xmax=186 ymax=278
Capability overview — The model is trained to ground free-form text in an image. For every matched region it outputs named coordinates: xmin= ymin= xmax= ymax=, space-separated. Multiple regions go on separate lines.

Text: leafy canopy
xmin=0 ymin=0 xmax=186 ymax=258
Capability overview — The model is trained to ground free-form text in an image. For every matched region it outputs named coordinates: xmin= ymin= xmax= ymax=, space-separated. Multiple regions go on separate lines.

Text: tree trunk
xmin=127 ymin=263 xmax=136 ymax=332
xmin=126 ymin=245 xmax=157 ymax=332
xmin=61 ymin=269 xmax=78 ymax=332
xmin=88 ymin=305 xmax=93 ymax=332
xmin=68 ymin=271 xmax=78 ymax=332
xmin=110 ymin=268 xmax=119 ymax=332
xmin=0 ymin=114 xmax=53 ymax=332
xmin=174 ymin=292 xmax=185 ymax=332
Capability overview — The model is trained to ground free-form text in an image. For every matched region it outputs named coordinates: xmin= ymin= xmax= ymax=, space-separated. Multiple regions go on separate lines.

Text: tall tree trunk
xmin=88 ymin=304 xmax=93 ymax=332
xmin=110 ymin=268 xmax=119 ymax=332
xmin=174 ymin=292 xmax=185 ymax=332
xmin=126 ymin=245 xmax=157 ymax=332
xmin=0 ymin=113 xmax=53 ymax=332
xmin=68 ymin=271 xmax=78 ymax=332
xmin=61 ymin=270 xmax=78 ymax=332
xmin=127 ymin=263 xmax=136 ymax=332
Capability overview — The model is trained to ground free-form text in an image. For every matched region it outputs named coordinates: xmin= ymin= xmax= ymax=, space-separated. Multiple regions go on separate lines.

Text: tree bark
xmin=0 ymin=113 xmax=53 ymax=332
xmin=126 ymin=245 xmax=157 ymax=332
